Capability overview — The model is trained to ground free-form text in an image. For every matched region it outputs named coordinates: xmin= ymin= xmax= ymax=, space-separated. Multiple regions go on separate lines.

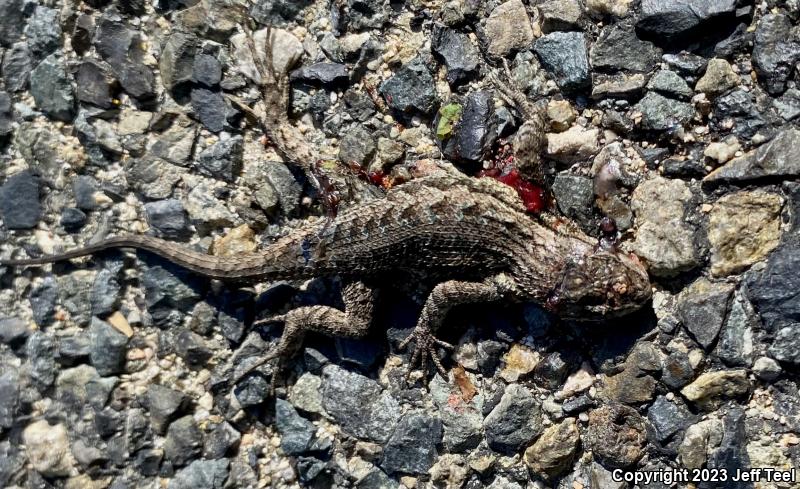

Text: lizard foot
xmin=398 ymin=328 xmax=455 ymax=380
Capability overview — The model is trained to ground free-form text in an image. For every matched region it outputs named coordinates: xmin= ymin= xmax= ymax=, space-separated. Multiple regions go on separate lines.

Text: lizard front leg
xmin=236 ymin=280 xmax=378 ymax=386
xmin=400 ymin=276 xmax=514 ymax=379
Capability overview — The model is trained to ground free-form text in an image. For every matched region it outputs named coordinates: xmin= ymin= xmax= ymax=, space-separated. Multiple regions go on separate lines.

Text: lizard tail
xmin=0 ymin=235 xmax=263 ymax=281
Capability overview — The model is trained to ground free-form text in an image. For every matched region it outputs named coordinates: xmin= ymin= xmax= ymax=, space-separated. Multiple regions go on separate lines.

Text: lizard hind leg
xmin=399 ymin=278 xmax=509 ymax=380
xmin=235 ymin=280 xmax=378 ymax=391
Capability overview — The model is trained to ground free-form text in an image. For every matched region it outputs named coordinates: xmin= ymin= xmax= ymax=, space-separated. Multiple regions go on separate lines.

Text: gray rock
xmin=142 ymin=261 xmax=205 ymax=327
xmin=483 ymin=0 xmax=534 ymax=58
xmin=147 ymin=384 xmax=189 ymax=434
xmin=647 ymin=396 xmax=694 ymax=443
xmin=0 ymin=170 xmax=41 ymax=229
xmin=127 ymin=157 xmax=185 ymax=200
xmin=203 ymin=421 xmax=241 ymax=459
xmin=151 ymin=119 xmax=198 ymax=167
xmin=439 ymin=91 xmax=497 ymax=163
xmin=164 ymin=415 xmax=203 ymax=467
xmin=168 ymin=459 xmax=229 ymax=489
xmin=662 ymin=354 xmax=692 ymax=390
xmin=345 ymin=0 xmax=388 ymax=31
xmin=484 ymin=384 xmax=543 ymax=453
xmin=538 ymin=0 xmax=583 ymax=33
xmin=290 ymin=62 xmax=349 ymax=86
xmin=91 ymin=267 xmax=122 ymax=317
xmin=275 ymin=398 xmax=317 ymax=455
xmin=663 ymin=52 xmax=708 ymax=76
xmin=585 ymin=404 xmax=646 ymax=468
xmin=705 ymin=128 xmax=800 ymax=185
xmin=30 ymin=54 xmax=75 ymax=121
xmin=71 ymin=14 xmax=94 ymax=56
xmin=191 ymin=88 xmax=226 ymax=133
xmin=0 ymin=367 xmax=19 ymax=428
xmin=745 ymin=236 xmax=800 ymax=332
xmin=192 ymin=53 xmax=222 ymax=88
xmin=636 ymin=0 xmax=737 ymax=43
xmin=753 ymin=356 xmax=782 ymax=382
xmin=24 ymin=6 xmax=61 ymax=61
xmin=175 ymin=329 xmax=212 ymax=368
xmin=339 ymin=125 xmax=377 ymax=166
xmin=715 ymin=292 xmax=756 ymax=367
xmin=0 ymin=316 xmax=28 ymax=344
xmin=430 ymin=376 xmax=482 ymax=452
xmin=752 ymin=14 xmax=800 ymax=95
xmin=119 ymin=61 xmax=156 ymax=101
xmin=591 ymin=24 xmax=661 ymax=73
xmin=90 ymin=317 xmax=128 ymax=376
xmin=2 ymin=42 xmax=32 ymax=92
xmin=677 ymin=279 xmax=735 ymax=350
xmin=145 ymin=199 xmax=191 ymax=240
xmin=534 ymin=31 xmax=591 ymax=93
xmin=381 ymin=412 xmax=442 ymax=475
xmin=160 ymin=31 xmax=198 ymax=94
xmin=552 ymin=174 xmax=594 ymax=229
xmin=257 ymin=161 xmax=302 ymax=217
xmin=321 ymin=364 xmax=401 ymax=443
xmin=635 ymin=92 xmax=694 ymax=131
xmin=769 ymin=324 xmax=800 ymax=365
xmin=0 ymin=0 xmax=25 ymax=46
xmin=93 ymin=13 xmax=135 ymax=72
xmin=431 ymin=25 xmax=480 ymax=86
xmin=380 ymin=58 xmax=438 ymax=117
xmin=0 ymin=92 xmax=12 ymax=138
xmin=26 ymin=330 xmax=57 ymax=389
xmin=712 ymin=88 xmax=766 ymax=140
xmin=773 ymin=88 xmax=800 ymax=121
xmin=72 ymin=175 xmax=100 ymax=211
xmin=76 ymin=60 xmax=117 ymax=109
xmin=29 ymin=275 xmax=57 ymax=327
xmin=184 ymin=180 xmax=238 ymax=232
xmin=647 ymin=70 xmax=693 ymax=100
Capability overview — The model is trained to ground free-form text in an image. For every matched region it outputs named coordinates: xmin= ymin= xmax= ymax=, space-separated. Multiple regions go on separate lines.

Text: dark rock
xmin=0 ymin=92 xmax=12 ymax=138
xmin=175 ymin=330 xmax=212 ymax=368
xmin=160 ymin=31 xmax=198 ymax=95
xmin=0 ymin=316 xmax=28 ymax=345
xmin=663 ymin=52 xmax=708 ymax=76
xmin=380 ymin=57 xmax=438 ymax=117
xmin=647 ymin=70 xmax=692 ymax=100
xmin=769 ymin=324 xmax=800 ymax=365
xmin=700 ymin=408 xmax=749 ymax=489
xmin=430 ymin=377 xmax=482 ymax=452
xmin=192 ymin=53 xmax=222 ymax=88
xmin=91 ymin=267 xmax=122 ymax=317
xmin=142 ymin=261 xmax=205 ymax=327
xmin=662 ymin=158 xmax=707 ymax=178
xmin=342 ymin=90 xmax=376 ymax=122
xmin=2 ymin=42 xmax=32 ymax=92
xmin=168 ymin=459 xmax=229 ymax=489
xmin=94 ymin=14 xmax=135 ymax=73
xmin=484 ymin=384 xmax=543 ymax=453
xmin=203 ymin=421 xmax=241 ymax=459
xmin=30 ymin=54 xmax=75 ymax=121
xmin=538 ymin=0 xmax=583 ymax=33
xmin=250 ymin=0 xmax=313 ymax=25
xmin=716 ymin=293 xmax=757 ymax=367
xmin=773 ymin=88 xmax=800 ymax=121
xmin=26 ymin=330 xmax=57 ymax=389
xmin=60 ymin=207 xmax=87 ymax=232
xmin=636 ymin=0 xmax=738 ymax=44
xmin=275 ymin=398 xmax=317 ymax=455
xmin=135 ymin=449 xmax=163 ymax=477
xmin=533 ymin=351 xmax=575 ymax=390
xmin=534 ymin=31 xmax=590 ymax=93
xmin=431 ymin=25 xmax=480 ymax=86
xmin=233 ymin=373 xmax=271 ymax=408
xmin=0 ymin=367 xmax=19 ymax=428
xmin=677 ymin=279 xmax=734 ymax=349
xmin=562 ymin=394 xmax=594 ymax=414
xmin=147 ymin=384 xmax=189 ymax=434
xmin=57 ymin=336 xmax=91 ymax=364
xmin=339 ymin=125 xmax=377 ymax=166
xmin=24 ymin=6 xmax=61 ymax=61
xmin=145 ymin=199 xmax=191 ymax=240
xmin=381 ymin=412 xmax=442 ymax=475
xmin=290 ymin=62 xmax=349 ymax=86
xmin=119 ymin=62 xmax=156 ymax=102
xmin=29 ymin=275 xmax=57 ymax=327
xmin=296 ymin=457 xmax=327 ymax=484
xmin=90 ymin=317 xmax=128 ymax=376
xmin=0 ymin=441 xmax=24 ymax=487
xmin=164 ymin=415 xmax=203 ymax=467
xmin=745 ymin=236 xmax=800 ymax=332
xmin=443 ymin=90 xmax=496 ymax=163
xmin=647 ymin=396 xmax=694 ymax=443
xmin=634 ymin=92 xmax=694 ymax=132
xmin=72 ymin=14 xmax=94 ymax=56
xmin=752 ymin=13 xmax=800 ymax=96
xmin=715 ymin=23 xmax=752 ymax=58
xmin=357 ymin=468 xmax=396 ymax=489
xmin=76 ymin=60 xmax=118 ymax=110
xmin=706 ymin=128 xmax=800 ymax=185
xmin=73 ymin=175 xmax=100 ymax=211
xmin=585 ymin=404 xmax=646 ymax=469
xmin=552 ymin=174 xmax=594 ymax=229
xmin=662 ymin=351 xmax=694 ymax=389
xmin=711 ymin=88 xmax=765 ymax=140
xmin=321 ymin=364 xmax=401 ymax=443
xmin=191 ymin=88 xmax=226 ymax=133
xmin=344 ymin=0 xmax=388 ymax=31
xmin=591 ymin=24 xmax=661 ymax=73
xmin=0 ymin=0 xmax=25 ymax=46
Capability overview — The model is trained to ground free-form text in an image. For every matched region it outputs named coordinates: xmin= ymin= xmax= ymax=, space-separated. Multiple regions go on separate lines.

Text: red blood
xmin=516 ymin=180 xmax=545 ymax=213
xmin=367 ymin=170 xmax=385 ymax=186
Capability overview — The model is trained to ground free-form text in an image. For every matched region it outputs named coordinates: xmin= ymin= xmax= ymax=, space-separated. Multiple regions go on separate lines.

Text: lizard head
xmin=554 ymin=249 xmax=652 ymax=319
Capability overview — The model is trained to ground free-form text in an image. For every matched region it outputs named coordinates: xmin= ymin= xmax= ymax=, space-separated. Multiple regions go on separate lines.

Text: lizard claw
xmin=399 ymin=329 xmax=454 ymax=380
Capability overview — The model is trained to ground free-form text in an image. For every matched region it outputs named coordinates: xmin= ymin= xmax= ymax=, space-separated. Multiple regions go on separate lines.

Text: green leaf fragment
xmin=436 ymin=103 xmax=463 ymax=140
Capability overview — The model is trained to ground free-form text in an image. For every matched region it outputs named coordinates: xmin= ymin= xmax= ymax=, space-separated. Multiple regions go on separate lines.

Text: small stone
xmin=484 ymin=0 xmax=534 ymax=58
xmin=0 ymin=0 xmax=26 ymax=46
xmin=0 ymin=316 xmax=28 ymax=344
xmin=773 ymin=89 xmax=800 ymax=121
xmin=538 ymin=0 xmax=583 ymax=33
xmin=91 ymin=268 xmax=122 ymax=318
xmin=119 ymin=61 xmax=156 ymax=101
xmin=663 ymin=52 xmax=708 ymax=76
xmin=546 ymin=125 xmax=599 ymax=163
xmin=289 ymin=373 xmax=325 ymax=415
xmin=752 ymin=13 xmax=800 ymax=96
xmin=769 ymin=324 xmax=800 ymax=365
xmin=677 ymin=278 xmax=735 ymax=349
xmin=680 ymin=369 xmax=750 ymax=411
xmin=192 ymin=53 xmax=222 ymax=88
xmin=203 ymin=422 xmax=241 ymax=460
xmin=585 ymin=404 xmax=646 ymax=469
xmin=191 ymin=88 xmax=227 ymax=133
xmin=547 ymin=100 xmax=577 ymax=132
xmin=752 ymin=356 xmax=782 ymax=381
xmin=184 ymin=181 xmax=237 ymax=232
xmin=647 ymin=70 xmax=693 ymax=100
xmin=2 ymin=42 xmax=32 ymax=92
xmin=707 ymin=191 xmax=783 ymax=276
xmin=339 ymin=125 xmax=377 ymax=166
xmin=160 ymin=31 xmax=197 ymax=94
xmin=290 ymin=62 xmax=349 ymax=86
xmin=430 ymin=376 xmax=483 ymax=452
xmin=534 ymin=31 xmax=591 ymax=93
xmin=71 ymin=14 xmax=94 ymax=56
xmin=431 ymin=25 xmax=480 ymax=86
xmin=705 ymin=128 xmax=800 ymax=185
xmin=145 ymin=199 xmax=192 ymax=240
xmin=30 ymin=54 xmax=75 ymax=121
xmin=175 ymin=329 xmax=213 ymax=368
xmin=0 ymin=368 xmax=19 ymax=429
xmin=703 ymin=138 xmax=740 ymax=164
xmin=379 ymin=58 xmax=438 ymax=117
xmin=500 ymin=343 xmax=539 ymax=382
xmin=24 ymin=6 xmax=62 ymax=61
xmin=679 ymin=419 xmax=723 ymax=469
xmin=151 ymin=117 xmax=198 ymax=166
xmin=523 ymin=418 xmax=580 ymax=478
xmin=196 ymin=136 xmax=244 ymax=182
xmin=591 ymin=24 xmax=661 ymax=74
xmin=168 ymin=459 xmax=229 ymax=489
xmin=484 ymin=384 xmax=543 ymax=453
xmin=586 ymin=0 xmax=632 ymax=17
xmin=381 ymin=412 xmax=442 ymax=475
xmin=715 ymin=292 xmax=756 ymax=368
xmin=164 ymin=415 xmax=203 ymax=467
xmin=745 ymin=236 xmax=800 ymax=332
xmin=90 ymin=317 xmax=128 ymax=376
xmin=146 ymin=384 xmax=189 ymax=434
xmin=695 ymin=58 xmax=739 ymax=96
xmin=75 ymin=60 xmax=117 ymax=110
xmin=439 ymin=91 xmax=497 ymax=163
xmin=634 ymin=92 xmax=694 ymax=131
xmin=636 ymin=0 xmax=738 ymax=43
xmin=0 ymin=171 xmax=41 ymax=229
xmin=647 ymin=396 xmax=694 ymax=443
xmin=23 ymin=420 xmax=75 ymax=477
xmin=275 ymin=398 xmax=317 ymax=455
xmin=213 ymin=225 xmax=257 ymax=258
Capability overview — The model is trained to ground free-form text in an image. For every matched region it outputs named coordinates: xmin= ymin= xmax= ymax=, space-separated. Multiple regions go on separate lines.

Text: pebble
xmin=680 ymin=369 xmax=751 ymax=411
xmin=534 ymin=31 xmax=591 ymax=93
xmin=23 ymin=420 xmax=75 ymax=477
xmin=0 ymin=170 xmax=41 ymax=230
xmin=484 ymin=0 xmax=534 ymax=58
xmin=484 ymin=384 xmax=543 ymax=453
xmin=523 ymin=418 xmax=579 ymax=478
